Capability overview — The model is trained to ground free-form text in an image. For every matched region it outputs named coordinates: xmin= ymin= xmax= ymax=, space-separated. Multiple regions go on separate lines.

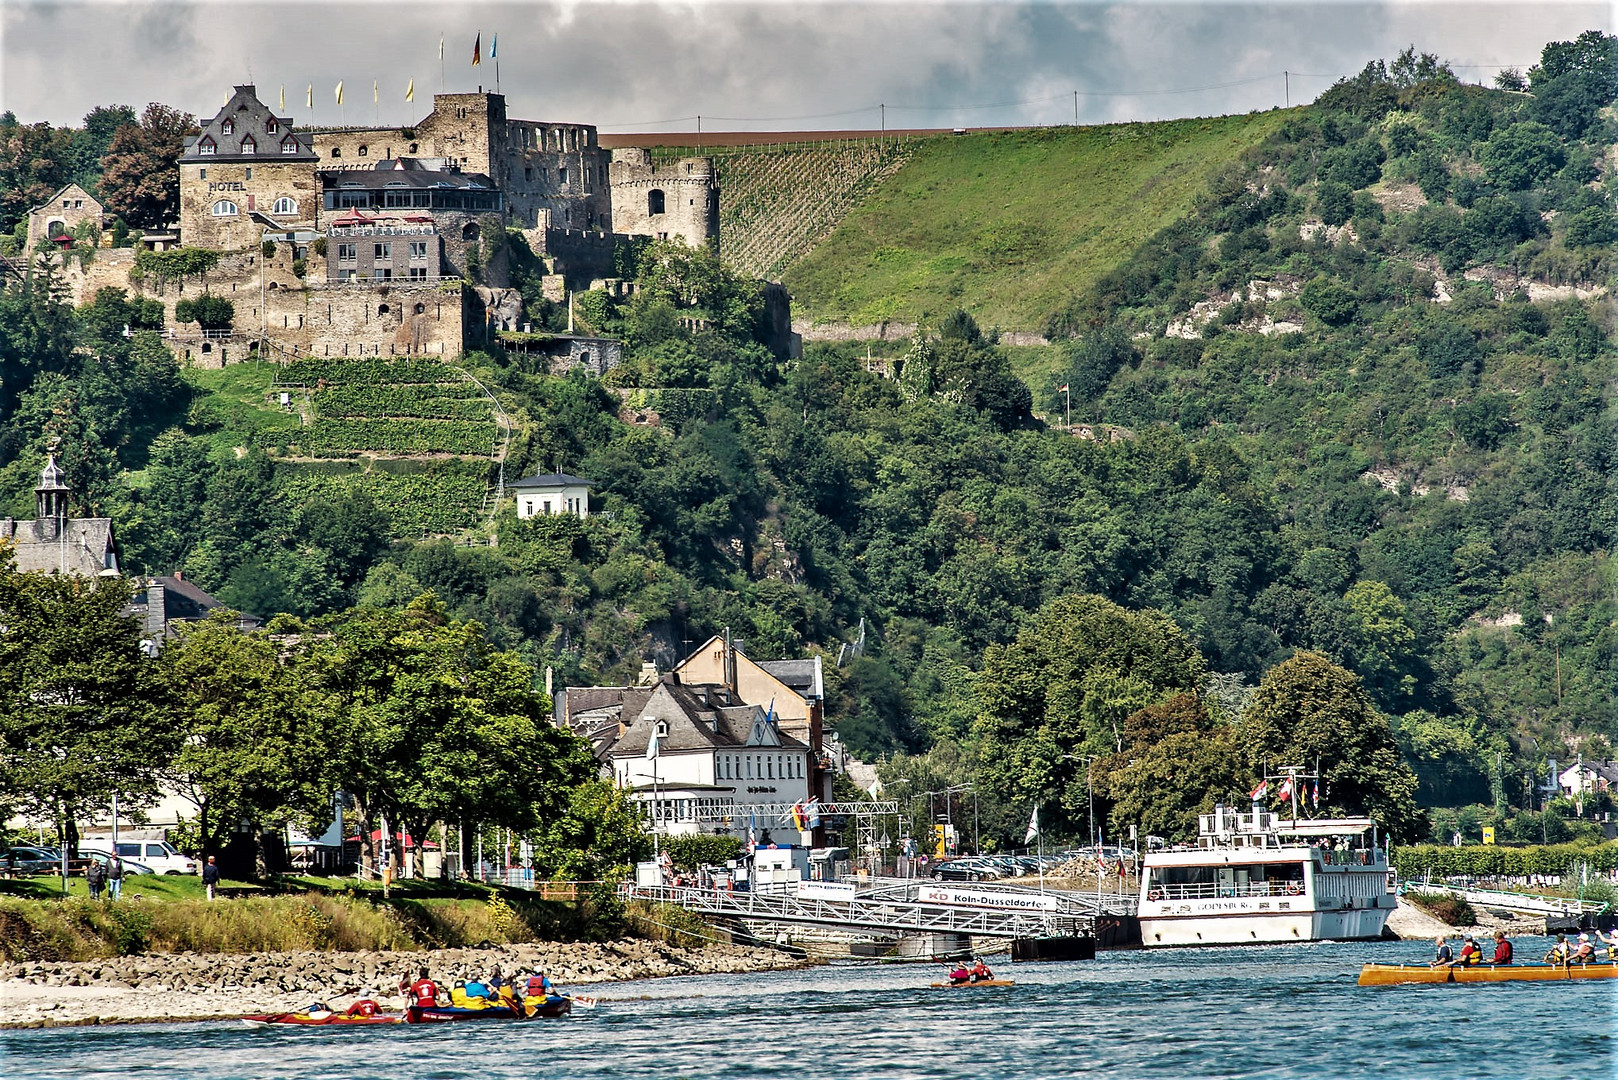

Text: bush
xmin=1478 ymin=122 xmax=1566 ymax=190
xmin=1300 ymin=276 xmax=1358 ymax=326
xmin=661 ymin=834 xmax=743 ymax=871
xmin=1406 ymin=890 xmax=1478 ymax=926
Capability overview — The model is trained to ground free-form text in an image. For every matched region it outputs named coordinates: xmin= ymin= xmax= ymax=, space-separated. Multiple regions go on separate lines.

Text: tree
xmin=0 ymin=120 xmax=72 ymax=233
xmin=0 ymin=556 xmax=165 ymax=851
xmin=71 ymin=104 xmax=136 ymax=192
xmin=153 ymin=610 xmax=323 ymax=860
xmin=97 ymin=103 xmax=193 ymax=230
xmin=1239 ymin=651 xmax=1423 ymax=839
xmin=308 ymin=595 xmax=594 ymax=878
xmin=973 ymin=594 xmax=1206 ymax=837
xmin=1477 ymin=122 xmax=1565 ymax=190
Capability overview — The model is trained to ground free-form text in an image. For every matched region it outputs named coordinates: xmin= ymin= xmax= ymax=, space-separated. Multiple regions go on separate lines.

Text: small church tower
xmin=35 ymin=453 xmax=69 ymax=542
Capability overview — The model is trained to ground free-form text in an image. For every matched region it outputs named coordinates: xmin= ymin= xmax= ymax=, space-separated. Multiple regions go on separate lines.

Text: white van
xmin=81 ymin=840 xmax=198 ymax=876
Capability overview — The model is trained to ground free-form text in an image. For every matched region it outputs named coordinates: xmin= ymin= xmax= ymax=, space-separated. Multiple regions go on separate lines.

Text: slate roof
xmin=757 ymin=657 xmax=824 ymax=700
xmin=509 ymin=471 xmax=594 ymax=490
xmin=608 ymin=681 xmax=806 ymax=760
xmin=130 ymin=575 xmax=264 ymax=634
xmin=0 ymin=517 xmax=118 ymax=576
xmin=181 ymin=85 xmax=317 ymax=163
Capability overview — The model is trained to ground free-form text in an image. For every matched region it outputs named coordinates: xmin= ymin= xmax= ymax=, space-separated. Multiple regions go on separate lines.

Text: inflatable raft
xmin=244 ymin=996 xmax=573 ymax=1026
xmin=1358 ymin=962 xmax=1618 ymax=986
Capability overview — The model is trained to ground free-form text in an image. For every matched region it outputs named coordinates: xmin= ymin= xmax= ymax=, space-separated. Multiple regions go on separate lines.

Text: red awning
xmin=345 ymin=829 xmax=438 ymax=849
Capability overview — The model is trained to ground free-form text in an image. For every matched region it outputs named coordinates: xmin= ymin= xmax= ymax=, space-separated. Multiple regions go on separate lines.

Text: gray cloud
xmin=1 ymin=1 xmax=1609 ymax=131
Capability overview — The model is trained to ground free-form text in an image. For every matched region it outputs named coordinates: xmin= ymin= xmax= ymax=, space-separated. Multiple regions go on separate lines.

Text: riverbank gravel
xmin=0 ymin=940 xmax=808 ymax=1027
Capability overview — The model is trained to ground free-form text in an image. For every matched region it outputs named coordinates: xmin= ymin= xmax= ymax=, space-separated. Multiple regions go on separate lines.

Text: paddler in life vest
xmin=345 ymin=997 xmax=382 ymax=1017
xmin=1544 ymin=934 xmax=1572 ymax=965
xmin=1572 ymin=934 xmax=1597 ymax=964
xmin=947 ymin=963 xmax=971 ymax=986
xmin=1490 ymin=931 xmax=1513 ymax=965
xmin=968 ymin=958 xmax=994 ymax=983
xmin=522 ymin=969 xmax=555 ymax=1016
xmin=1455 ymin=936 xmax=1482 ymax=967
xmin=1428 ymin=936 xmax=1453 ymax=968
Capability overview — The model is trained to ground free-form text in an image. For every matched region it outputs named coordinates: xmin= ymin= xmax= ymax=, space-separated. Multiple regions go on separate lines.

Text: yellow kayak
xmin=929 ymin=979 xmax=1016 ymax=988
xmin=1358 ymin=962 xmax=1618 ymax=986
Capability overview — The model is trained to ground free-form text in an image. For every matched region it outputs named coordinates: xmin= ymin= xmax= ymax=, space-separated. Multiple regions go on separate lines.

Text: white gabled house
xmin=510 ymin=471 xmax=593 ymax=519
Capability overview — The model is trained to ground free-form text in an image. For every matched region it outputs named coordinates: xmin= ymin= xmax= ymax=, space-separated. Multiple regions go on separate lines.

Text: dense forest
xmin=0 ymin=34 xmax=1614 ymax=852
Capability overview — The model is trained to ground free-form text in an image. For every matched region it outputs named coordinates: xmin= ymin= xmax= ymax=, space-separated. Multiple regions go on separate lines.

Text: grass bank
xmin=0 ymin=877 xmax=618 ymax=962
xmin=782 ymin=112 xmax=1288 ymax=333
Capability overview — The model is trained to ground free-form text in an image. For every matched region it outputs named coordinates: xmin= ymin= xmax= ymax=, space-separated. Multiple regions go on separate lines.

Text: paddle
xmin=565 ymin=993 xmax=598 ymax=1009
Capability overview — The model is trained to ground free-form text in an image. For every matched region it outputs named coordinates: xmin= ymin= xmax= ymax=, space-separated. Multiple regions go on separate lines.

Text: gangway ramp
xmin=622 ymin=879 xmax=1100 ymax=939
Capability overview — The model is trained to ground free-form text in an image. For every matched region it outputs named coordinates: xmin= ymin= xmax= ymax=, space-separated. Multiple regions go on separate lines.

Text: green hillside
xmin=780 ymin=113 xmax=1289 ymax=331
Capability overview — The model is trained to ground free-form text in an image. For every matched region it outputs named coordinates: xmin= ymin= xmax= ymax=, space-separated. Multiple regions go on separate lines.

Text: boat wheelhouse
xmin=1138 ymin=804 xmax=1395 ymax=947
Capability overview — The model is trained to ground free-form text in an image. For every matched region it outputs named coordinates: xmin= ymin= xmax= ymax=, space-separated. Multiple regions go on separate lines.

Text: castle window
xmin=414 ymin=302 xmax=426 ymax=314
xmin=374 ymin=242 xmax=391 ymax=260
xmin=648 ymin=189 xmax=665 ymax=215
xmin=409 ymin=142 xmax=418 ymax=154
xmin=282 ymin=137 xmax=298 ymax=154
xmin=241 ymin=136 xmax=257 ymax=154
xmin=199 ymin=169 xmax=206 ymax=180
xmin=198 ymin=136 xmax=216 ymax=155
xmin=266 ymin=119 xmax=279 ymax=134
xmin=378 ymin=304 xmax=390 ymax=315
xmin=212 ymin=200 xmax=238 ymax=217
xmin=337 ymin=243 xmax=356 ymax=262
xmin=358 ymin=145 xmax=368 ymax=157
xmin=408 ymin=241 xmax=428 ymax=260
xmin=409 ymin=267 xmax=428 ymax=280
xmin=221 ymin=119 xmax=233 ymax=135
xmin=462 ymin=222 xmax=479 ymax=240
xmin=525 ymin=167 xmax=532 ymax=182
xmin=244 ymin=167 xmax=253 ymax=180
xmin=272 ymin=197 xmax=297 ymax=216
xmin=331 ymin=147 xmax=341 ymax=158
xmin=559 ymin=166 xmax=568 ymax=185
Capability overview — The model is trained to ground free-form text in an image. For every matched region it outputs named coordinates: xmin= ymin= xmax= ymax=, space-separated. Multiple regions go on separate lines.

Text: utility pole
xmin=1074 ymin=90 xmax=1079 ymax=126
xmin=1284 ymin=71 xmax=1290 ymax=108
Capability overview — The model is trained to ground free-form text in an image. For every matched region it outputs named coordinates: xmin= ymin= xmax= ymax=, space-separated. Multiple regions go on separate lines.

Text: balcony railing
xmin=1145 ymin=881 xmax=1307 ymax=901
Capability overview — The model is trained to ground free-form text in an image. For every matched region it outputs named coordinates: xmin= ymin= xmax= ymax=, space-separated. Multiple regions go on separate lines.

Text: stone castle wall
xmin=608 ymin=149 xmax=719 ymax=251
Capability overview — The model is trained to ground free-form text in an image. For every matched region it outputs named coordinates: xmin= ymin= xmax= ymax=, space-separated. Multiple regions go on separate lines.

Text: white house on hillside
xmin=510 ymin=471 xmax=593 ymax=519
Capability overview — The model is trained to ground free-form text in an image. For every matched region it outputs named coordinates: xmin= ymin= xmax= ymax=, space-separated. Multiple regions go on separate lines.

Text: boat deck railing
xmin=1147 ymin=881 xmax=1305 ymax=901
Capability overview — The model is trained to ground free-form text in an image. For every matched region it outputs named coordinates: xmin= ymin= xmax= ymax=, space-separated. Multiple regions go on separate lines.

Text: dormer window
xmin=266 ymin=119 xmax=278 ymax=134
xmin=654 ymin=721 xmax=669 ymax=738
xmin=198 ymin=136 xmax=216 ymax=155
xmin=241 ymin=136 xmax=257 ymax=154
xmin=221 ymin=119 xmax=233 ymax=135
xmin=281 ymin=136 xmax=298 ymax=154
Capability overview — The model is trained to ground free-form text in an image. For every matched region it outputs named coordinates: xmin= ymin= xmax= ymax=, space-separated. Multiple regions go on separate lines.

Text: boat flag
xmin=1024 ymin=806 xmax=1039 ymax=845
xmin=473 ymin=32 xmax=482 ymax=66
xmin=406 ymin=78 xmax=415 ymax=102
xmin=1276 ymin=776 xmax=1294 ymax=802
xmin=1249 ymin=779 xmax=1269 ymax=801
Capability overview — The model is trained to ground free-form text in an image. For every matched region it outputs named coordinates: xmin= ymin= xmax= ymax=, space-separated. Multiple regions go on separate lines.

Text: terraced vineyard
xmin=272 ymin=358 xmax=502 ymax=536
xmin=276 ymin=460 xmax=492 ymax=538
xmin=715 ymin=137 xmax=916 ymax=280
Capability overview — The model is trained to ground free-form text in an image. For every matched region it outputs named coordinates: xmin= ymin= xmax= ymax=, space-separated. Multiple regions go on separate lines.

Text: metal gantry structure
xmin=621 ymin=879 xmax=1107 ymax=939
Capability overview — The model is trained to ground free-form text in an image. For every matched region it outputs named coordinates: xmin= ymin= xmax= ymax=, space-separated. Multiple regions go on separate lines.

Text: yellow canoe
xmin=1359 ymin=962 xmax=1618 ymax=986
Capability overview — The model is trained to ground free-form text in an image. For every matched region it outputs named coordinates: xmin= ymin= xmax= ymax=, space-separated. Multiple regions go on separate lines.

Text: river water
xmin=4 ymin=939 xmax=1613 ymax=1079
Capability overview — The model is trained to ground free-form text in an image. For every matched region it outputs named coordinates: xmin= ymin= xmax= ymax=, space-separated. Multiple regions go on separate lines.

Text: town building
xmin=130 ymin=572 xmax=263 ymax=655
xmin=510 ymin=471 xmax=593 ymax=519
xmin=673 ymin=632 xmax=825 ymax=771
xmin=25 ymin=183 xmax=104 ymax=252
xmin=1559 ymin=760 xmax=1618 ymax=799
xmin=596 ymin=677 xmax=813 ymax=839
xmin=0 ymin=454 xmax=119 ymax=577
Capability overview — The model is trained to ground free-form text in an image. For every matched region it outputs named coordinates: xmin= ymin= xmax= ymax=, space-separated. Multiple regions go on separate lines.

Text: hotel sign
xmin=914 ymin=886 xmax=1060 ymax=913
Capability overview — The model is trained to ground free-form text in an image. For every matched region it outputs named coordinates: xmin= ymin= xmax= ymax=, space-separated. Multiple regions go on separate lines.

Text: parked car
xmin=1 ymin=846 xmax=62 ymax=875
xmin=79 ymin=840 xmax=196 ymax=876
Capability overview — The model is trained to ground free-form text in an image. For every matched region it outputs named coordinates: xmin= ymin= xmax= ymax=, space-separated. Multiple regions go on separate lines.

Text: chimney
xmin=145 ymin=579 xmax=166 ymax=640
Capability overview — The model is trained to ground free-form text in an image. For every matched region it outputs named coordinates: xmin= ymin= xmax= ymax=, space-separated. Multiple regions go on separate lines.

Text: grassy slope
xmin=782 ymin=112 xmax=1290 ymax=332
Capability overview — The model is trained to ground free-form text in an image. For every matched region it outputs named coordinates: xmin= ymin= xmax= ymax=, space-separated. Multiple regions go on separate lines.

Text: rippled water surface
xmin=4 ymin=940 xmax=1613 ymax=1079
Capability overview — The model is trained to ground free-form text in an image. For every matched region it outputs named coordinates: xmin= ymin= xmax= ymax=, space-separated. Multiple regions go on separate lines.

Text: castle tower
xmin=34 ymin=453 xmax=69 ymax=542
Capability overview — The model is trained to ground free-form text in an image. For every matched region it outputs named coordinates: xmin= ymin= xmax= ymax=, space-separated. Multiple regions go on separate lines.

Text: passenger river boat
xmin=1137 ymin=802 xmax=1395 ymax=947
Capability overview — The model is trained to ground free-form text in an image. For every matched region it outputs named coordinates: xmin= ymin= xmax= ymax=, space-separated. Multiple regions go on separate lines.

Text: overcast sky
xmin=2 ymin=1 xmax=1611 ymax=133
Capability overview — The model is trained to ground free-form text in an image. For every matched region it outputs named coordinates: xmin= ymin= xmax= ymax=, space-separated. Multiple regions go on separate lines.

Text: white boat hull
xmin=1140 ymin=903 xmax=1391 ymax=947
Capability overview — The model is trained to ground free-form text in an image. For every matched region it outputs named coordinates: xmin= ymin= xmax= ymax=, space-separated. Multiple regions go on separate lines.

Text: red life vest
xmin=526 ymin=975 xmax=550 ymax=998
xmin=409 ymin=979 xmax=438 ymax=1006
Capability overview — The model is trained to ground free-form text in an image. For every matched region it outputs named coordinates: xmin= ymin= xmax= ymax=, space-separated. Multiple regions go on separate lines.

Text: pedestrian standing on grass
xmin=202 ymin=855 xmax=220 ymax=900
xmin=86 ymin=858 xmax=107 ymax=900
xmin=106 ymin=854 xmax=125 ymax=901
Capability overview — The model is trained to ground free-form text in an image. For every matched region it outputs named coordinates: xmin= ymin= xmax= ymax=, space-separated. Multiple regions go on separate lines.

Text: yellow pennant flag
xmin=439 ymin=37 xmax=444 ymax=60
xmin=373 ymin=80 xmax=379 ymax=104
xmin=279 ymin=85 xmax=285 ymax=111
xmin=405 ymin=78 xmax=415 ymax=102
xmin=335 ymin=80 xmax=344 ymax=105
xmin=306 ymin=85 xmax=313 ymax=108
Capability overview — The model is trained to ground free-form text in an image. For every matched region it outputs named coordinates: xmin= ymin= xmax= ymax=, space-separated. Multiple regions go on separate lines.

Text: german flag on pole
xmin=472 ymin=32 xmax=482 ymax=66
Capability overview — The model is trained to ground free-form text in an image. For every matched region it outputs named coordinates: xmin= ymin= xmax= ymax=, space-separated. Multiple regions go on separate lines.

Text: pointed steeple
xmin=35 ymin=451 xmax=69 ymax=540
